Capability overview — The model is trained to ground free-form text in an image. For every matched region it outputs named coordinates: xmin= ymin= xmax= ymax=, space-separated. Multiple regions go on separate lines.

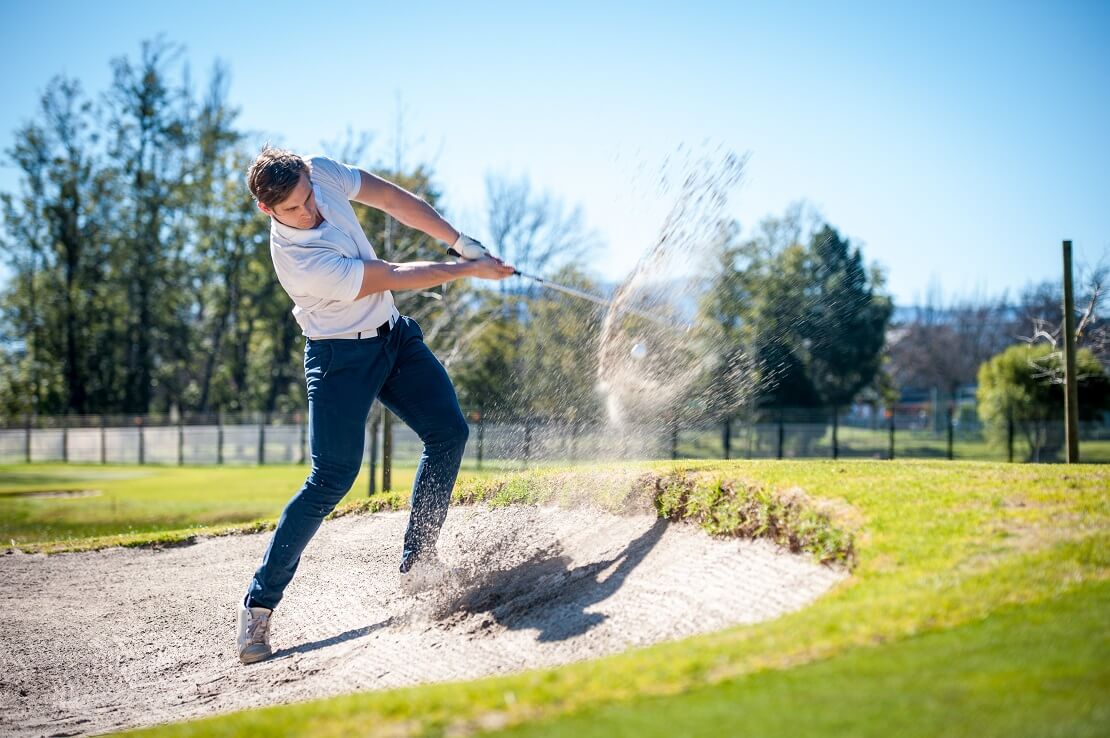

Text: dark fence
xmin=1 ymin=407 xmax=1107 ymax=466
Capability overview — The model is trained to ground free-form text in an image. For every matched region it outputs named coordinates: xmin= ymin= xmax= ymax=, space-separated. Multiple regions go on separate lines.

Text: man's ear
xmin=257 ymin=201 xmax=272 ymax=217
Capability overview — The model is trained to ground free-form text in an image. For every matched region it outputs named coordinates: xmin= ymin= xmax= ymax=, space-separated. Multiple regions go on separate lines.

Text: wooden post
xmin=524 ymin=419 xmax=533 ymax=468
xmin=137 ymin=416 xmax=145 ymax=465
xmin=382 ymin=406 xmax=393 ymax=492
xmin=831 ymin=408 xmax=839 ymax=460
xmin=477 ymin=415 xmax=485 ymax=471
xmin=946 ymin=405 xmax=954 ymax=461
xmin=888 ymin=409 xmax=896 ymax=461
xmin=217 ymin=409 xmax=224 ymax=465
xmin=368 ymin=407 xmax=378 ymax=495
xmin=62 ymin=413 xmax=69 ymax=463
xmin=721 ymin=418 xmax=731 ymax=460
xmin=25 ymin=413 xmax=32 ymax=463
xmin=299 ymin=413 xmax=307 ymax=465
xmin=178 ymin=416 xmax=185 ymax=466
xmin=1062 ymin=240 xmax=1080 ymax=463
xmin=1007 ymin=411 xmax=1015 ymax=464
xmin=100 ymin=414 xmax=107 ymax=465
xmin=776 ymin=409 xmax=785 ymax=460
xmin=258 ymin=412 xmax=267 ymax=465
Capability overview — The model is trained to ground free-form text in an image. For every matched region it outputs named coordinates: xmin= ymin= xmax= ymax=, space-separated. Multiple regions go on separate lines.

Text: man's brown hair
xmin=247 ymin=146 xmax=308 ymax=208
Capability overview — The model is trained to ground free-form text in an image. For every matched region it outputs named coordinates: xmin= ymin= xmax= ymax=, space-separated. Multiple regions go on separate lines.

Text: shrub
xmin=977 ymin=343 xmax=1110 ymax=461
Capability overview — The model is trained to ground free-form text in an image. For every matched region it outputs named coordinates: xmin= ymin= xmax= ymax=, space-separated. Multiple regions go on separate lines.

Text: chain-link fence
xmin=1 ymin=407 xmax=1108 ymax=466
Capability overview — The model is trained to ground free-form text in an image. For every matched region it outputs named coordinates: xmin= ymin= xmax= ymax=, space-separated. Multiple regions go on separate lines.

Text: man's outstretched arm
xmin=352 ymin=170 xmax=459 ymax=246
xmin=353 ymin=257 xmax=514 ymax=300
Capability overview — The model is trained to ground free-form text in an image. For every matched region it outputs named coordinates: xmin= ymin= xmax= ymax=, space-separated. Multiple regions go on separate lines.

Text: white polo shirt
xmin=269 ymin=156 xmax=396 ymax=338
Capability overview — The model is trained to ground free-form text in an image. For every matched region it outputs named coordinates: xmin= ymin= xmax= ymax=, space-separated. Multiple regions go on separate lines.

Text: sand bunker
xmin=0 ymin=505 xmax=846 ymax=736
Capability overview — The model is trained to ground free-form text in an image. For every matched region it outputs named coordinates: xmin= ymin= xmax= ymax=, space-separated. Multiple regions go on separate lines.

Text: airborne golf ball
xmin=630 ymin=342 xmax=648 ymax=360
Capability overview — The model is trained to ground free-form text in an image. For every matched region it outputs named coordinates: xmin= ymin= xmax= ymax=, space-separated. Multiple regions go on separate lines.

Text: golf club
xmin=449 ymin=247 xmax=686 ymax=329
xmin=511 ymin=268 xmax=686 ymax=329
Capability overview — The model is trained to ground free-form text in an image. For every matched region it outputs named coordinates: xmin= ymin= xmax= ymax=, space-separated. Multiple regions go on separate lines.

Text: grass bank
xmin=108 ymin=459 xmax=1107 ymax=737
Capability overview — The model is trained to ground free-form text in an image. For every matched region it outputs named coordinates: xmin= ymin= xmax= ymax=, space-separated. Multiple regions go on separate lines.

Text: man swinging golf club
xmin=238 ymin=147 xmax=514 ymax=665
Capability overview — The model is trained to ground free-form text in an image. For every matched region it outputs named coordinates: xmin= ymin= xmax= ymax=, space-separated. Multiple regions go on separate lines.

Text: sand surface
xmin=0 ymin=505 xmax=846 ymax=736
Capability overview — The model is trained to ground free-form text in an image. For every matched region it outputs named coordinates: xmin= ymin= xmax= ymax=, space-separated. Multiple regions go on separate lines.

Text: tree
xmin=801 ymin=225 xmax=893 ymax=410
xmin=0 ymin=76 xmax=111 ymax=415
xmin=103 ymin=38 xmax=193 ymax=413
xmin=484 ymin=174 xmax=598 ymax=282
xmin=886 ymin=285 xmax=1018 ymax=424
xmin=701 ymin=208 xmax=890 ymax=413
xmin=977 ymin=343 xmax=1110 ymax=461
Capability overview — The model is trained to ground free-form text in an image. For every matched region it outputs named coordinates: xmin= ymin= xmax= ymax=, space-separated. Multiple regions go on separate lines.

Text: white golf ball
xmin=630 ymin=342 xmax=648 ymax=360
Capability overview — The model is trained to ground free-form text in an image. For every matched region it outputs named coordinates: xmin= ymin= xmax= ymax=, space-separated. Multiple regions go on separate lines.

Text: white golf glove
xmin=449 ymin=233 xmax=491 ymax=261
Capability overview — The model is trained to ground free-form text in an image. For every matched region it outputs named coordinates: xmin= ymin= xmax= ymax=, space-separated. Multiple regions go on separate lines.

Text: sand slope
xmin=0 ymin=505 xmax=846 ymax=736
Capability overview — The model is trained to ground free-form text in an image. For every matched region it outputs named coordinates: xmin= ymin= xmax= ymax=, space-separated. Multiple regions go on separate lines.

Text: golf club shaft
xmin=513 ymin=269 xmax=680 ymax=328
xmin=447 ymin=248 xmax=681 ymax=328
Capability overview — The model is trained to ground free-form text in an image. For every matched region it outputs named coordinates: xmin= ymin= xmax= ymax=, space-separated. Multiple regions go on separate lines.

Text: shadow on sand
xmin=271 ymin=616 xmax=395 ymax=659
xmin=452 ymin=518 xmax=669 ymax=642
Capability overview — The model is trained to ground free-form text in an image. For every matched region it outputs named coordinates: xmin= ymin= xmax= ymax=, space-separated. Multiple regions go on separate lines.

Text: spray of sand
xmin=596 ymin=148 xmax=750 ymax=444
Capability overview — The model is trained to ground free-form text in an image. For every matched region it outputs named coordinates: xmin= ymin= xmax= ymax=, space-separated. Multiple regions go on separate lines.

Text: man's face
xmin=260 ymin=173 xmax=322 ymax=230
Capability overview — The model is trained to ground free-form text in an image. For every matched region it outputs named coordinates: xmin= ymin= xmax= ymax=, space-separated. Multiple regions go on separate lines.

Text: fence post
xmin=670 ymin=420 xmax=679 ymax=460
xmin=137 ymin=416 xmax=145 ymax=465
xmin=888 ymin=409 xmax=895 ymax=461
xmin=946 ymin=405 xmax=955 ymax=461
xmin=258 ymin=412 xmax=267 ymax=466
xmin=777 ymin=410 xmax=785 ymax=460
xmin=299 ymin=413 xmax=307 ymax=466
xmin=62 ymin=412 xmax=69 ymax=464
xmin=721 ymin=418 xmax=731 ymax=460
xmin=368 ymin=410 xmax=378 ymax=495
xmin=178 ymin=415 xmax=185 ymax=466
xmin=1062 ymin=240 xmax=1080 ymax=463
xmin=1007 ymin=411 xmax=1015 ymax=463
xmin=217 ymin=409 xmax=224 ymax=465
xmin=523 ymin=419 xmax=533 ymax=469
xmin=477 ymin=415 xmax=485 ymax=471
xmin=831 ymin=408 xmax=839 ymax=460
xmin=100 ymin=414 xmax=107 ymax=465
xmin=382 ymin=406 xmax=392 ymax=492
xmin=25 ymin=413 xmax=32 ymax=463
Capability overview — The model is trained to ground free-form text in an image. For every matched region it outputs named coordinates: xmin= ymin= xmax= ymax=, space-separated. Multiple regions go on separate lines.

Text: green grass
xmin=0 ymin=463 xmax=502 ymax=551
xmin=489 ymin=580 xmax=1110 ymax=738
xmin=106 ymin=459 xmax=1108 ymax=738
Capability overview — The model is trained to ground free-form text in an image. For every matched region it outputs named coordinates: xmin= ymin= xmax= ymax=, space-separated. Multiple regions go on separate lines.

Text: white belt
xmin=311 ymin=310 xmax=399 ymax=340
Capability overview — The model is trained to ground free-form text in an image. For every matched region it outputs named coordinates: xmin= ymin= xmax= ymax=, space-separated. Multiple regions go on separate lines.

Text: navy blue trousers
xmin=247 ymin=316 xmax=468 ymax=610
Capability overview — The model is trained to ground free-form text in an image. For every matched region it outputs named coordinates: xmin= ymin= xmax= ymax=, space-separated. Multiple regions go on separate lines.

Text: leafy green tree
xmin=801 ymin=225 xmax=893 ymax=410
xmin=103 ymin=38 xmax=192 ymax=413
xmin=698 ymin=208 xmax=890 ymax=453
xmin=977 ymin=343 xmax=1110 ymax=461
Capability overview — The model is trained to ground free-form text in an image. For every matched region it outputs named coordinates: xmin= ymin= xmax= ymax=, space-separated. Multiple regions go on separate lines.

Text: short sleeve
xmin=280 ymin=246 xmax=365 ymax=302
xmin=307 ymin=155 xmax=361 ymax=200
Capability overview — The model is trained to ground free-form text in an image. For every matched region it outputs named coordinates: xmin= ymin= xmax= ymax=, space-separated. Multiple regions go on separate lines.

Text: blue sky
xmin=1 ymin=0 xmax=1107 ymax=305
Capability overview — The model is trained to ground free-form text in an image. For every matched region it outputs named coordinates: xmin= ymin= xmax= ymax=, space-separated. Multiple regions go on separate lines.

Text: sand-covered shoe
xmin=400 ymin=553 xmax=461 ymax=595
xmin=237 ymin=602 xmax=273 ymax=664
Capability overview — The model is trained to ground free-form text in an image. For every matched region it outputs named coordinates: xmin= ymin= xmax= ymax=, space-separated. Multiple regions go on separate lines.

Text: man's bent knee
xmin=305 ymin=455 xmax=361 ymax=497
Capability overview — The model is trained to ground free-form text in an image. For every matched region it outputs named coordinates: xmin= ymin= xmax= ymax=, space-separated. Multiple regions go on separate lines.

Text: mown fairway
xmin=65 ymin=459 xmax=1105 ymax=738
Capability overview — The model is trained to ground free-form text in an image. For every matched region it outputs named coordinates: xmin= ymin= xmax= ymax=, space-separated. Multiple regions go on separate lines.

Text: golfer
xmin=237 ymin=148 xmax=514 ymax=664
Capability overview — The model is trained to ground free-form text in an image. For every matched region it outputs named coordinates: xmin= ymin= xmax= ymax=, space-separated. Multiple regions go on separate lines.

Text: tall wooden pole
xmin=1062 ymin=240 xmax=1080 ymax=463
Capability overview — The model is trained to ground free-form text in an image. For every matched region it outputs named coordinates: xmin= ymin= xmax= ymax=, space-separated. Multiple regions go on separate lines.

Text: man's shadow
xmin=453 ymin=518 xmax=669 ymax=642
xmin=270 ymin=616 xmax=394 ymax=660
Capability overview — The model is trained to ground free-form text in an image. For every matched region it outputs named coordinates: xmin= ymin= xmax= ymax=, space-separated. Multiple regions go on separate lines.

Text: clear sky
xmin=1 ymin=0 xmax=1107 ymax=305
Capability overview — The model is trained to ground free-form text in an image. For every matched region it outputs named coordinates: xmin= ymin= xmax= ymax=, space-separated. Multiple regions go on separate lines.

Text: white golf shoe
xmin=237 ymin=602 xmax=273 ymax=664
